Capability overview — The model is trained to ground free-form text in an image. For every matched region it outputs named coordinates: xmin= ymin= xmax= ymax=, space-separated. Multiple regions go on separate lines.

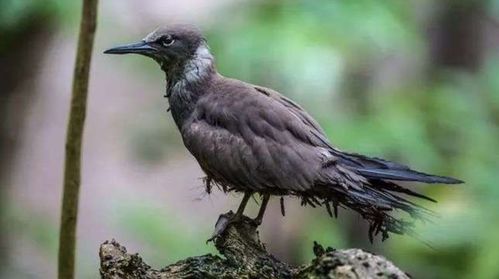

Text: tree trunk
xmin=99 ymin=214 xmax=409 ymax=279
xmin=58 ymin=0 xmax=98 ymax=278
xmin=428 ymin=0 xmax=485 ymax=72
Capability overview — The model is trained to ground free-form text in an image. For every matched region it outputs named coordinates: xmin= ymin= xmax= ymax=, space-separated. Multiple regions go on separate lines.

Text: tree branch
xmin=99 ymin=214 xmax=409 ymax=278
xmin=58 ymin=0 xmax=98 ymax=278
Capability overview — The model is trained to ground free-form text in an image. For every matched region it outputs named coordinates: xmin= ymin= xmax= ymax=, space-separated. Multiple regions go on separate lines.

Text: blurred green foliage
xmin=114 ymin=201 xmax=217 ymax=267
xmin=2 ymin=0 xmax=499 ymax=278
xmin=0 ymin=0 xmax=78 ymax=30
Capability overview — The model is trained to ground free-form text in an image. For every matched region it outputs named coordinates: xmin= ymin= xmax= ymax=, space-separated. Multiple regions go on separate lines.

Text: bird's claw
xmin=207 ymin=211 xmax=239 ymax=243
xmin=249 ymin=217 xmax=262 ymax=227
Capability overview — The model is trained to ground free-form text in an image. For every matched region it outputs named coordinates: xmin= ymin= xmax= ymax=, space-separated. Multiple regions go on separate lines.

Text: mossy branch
xmin=99 ymin=214 xmax=409 ymax=279
xmin=58 ymin=0 xmax=98 ymax=278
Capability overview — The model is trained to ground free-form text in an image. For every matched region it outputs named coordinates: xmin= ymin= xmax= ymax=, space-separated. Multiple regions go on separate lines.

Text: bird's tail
xmin=304 ymin=180 xmax=435 ymax=242
xmin=334 ymin=151 xmax=463 ymax=184
xmin=307 ymin=151 xmax=463 ymax=242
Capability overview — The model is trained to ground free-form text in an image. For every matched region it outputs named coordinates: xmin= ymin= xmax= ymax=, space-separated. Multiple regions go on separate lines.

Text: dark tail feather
xmin=310 ymin=151 xmax=463 ymax=242
xmin=308 ymin=172 xmax=442 ymax=242
xmin=310 ymin=184 xmax=431 ymax=243
xmin=356 ymin=168 xmax=463 ymax=184
xmin=373 ymin=179 xmax=437 ymax=203
xmin=333 ymin=151 xmax=464 ymax=184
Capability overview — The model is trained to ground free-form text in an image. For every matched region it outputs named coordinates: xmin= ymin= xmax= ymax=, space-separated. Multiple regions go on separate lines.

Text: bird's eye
xmin=160 ymin=35 xmax=175 ymax=47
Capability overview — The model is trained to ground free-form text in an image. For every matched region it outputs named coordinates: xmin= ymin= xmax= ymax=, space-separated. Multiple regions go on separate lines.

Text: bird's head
xmin=104 ymin=24 xmax=213 ymax=79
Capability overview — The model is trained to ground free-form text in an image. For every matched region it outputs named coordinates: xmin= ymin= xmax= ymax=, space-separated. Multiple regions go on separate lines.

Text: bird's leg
xmin=234 ymin=192 xmax=252 ymax=219
xmin=208 ymin=192 xmax=252 ymax=242
xmin=252 ymin=194 xmax=270 ymax=226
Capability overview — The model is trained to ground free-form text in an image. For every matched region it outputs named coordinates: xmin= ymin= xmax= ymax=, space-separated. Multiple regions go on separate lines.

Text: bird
xmin=104 ymin=24 xmax=463 ymax=242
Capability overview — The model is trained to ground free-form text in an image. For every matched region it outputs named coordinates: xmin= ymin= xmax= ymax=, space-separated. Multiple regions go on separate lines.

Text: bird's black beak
xmin=104 ymin=41 xmax=156 ymax=55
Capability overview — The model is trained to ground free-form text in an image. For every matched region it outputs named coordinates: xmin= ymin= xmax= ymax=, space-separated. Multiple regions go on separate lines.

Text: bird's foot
xmin=249 ymin=216 xmax=263 ymax=227
xmin=207 ymin=211 xmax=243 ymax=243
xmin=207 ymin=212 xmax=264 ymax=243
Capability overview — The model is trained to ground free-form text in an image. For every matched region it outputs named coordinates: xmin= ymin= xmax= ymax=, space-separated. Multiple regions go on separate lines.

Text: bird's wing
xmin=181 ymin=79 xmax=352 ymax=192
xmin=255 ymin=86 xmax=462 ymax=184
xmin=252 ymin=85 xmax=333 ymax=148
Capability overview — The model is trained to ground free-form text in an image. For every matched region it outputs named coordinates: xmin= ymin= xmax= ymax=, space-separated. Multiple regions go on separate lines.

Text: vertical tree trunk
xmin=424 ymin=0 xmax=485 ymax=159
xmin=57 ymin=1 xmax=98 ymax=278
xmin=428 ymin=0 xmax=485 ymax=72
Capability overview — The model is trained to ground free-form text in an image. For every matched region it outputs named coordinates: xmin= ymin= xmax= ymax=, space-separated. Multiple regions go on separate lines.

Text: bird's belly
xmin=181 ymin=122 xmax=323 ymax=193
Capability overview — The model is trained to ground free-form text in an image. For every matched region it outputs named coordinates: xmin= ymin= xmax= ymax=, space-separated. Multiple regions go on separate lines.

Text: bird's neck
xmin=165 ymin=43 xmax=215 ymax=128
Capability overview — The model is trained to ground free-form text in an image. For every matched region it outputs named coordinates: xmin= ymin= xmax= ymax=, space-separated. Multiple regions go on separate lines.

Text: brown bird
xmin=104 ymin=24 xmax=462 ymax=242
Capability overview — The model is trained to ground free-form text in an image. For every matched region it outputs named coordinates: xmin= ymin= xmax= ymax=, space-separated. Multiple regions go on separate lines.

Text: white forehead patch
xmin=144 ymin=27 xmax=163 ymax=42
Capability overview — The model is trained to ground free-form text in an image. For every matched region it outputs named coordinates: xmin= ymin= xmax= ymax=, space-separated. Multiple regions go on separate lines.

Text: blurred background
xmin=1 ymin=0 xmax=498 ymax=278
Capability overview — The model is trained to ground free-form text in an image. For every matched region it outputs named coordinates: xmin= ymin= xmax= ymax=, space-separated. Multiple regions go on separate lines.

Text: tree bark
xmin=58 ymin=0 xmax=98 ymax=278
xmin=99 ymin=214 xmax=409 ymax=279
